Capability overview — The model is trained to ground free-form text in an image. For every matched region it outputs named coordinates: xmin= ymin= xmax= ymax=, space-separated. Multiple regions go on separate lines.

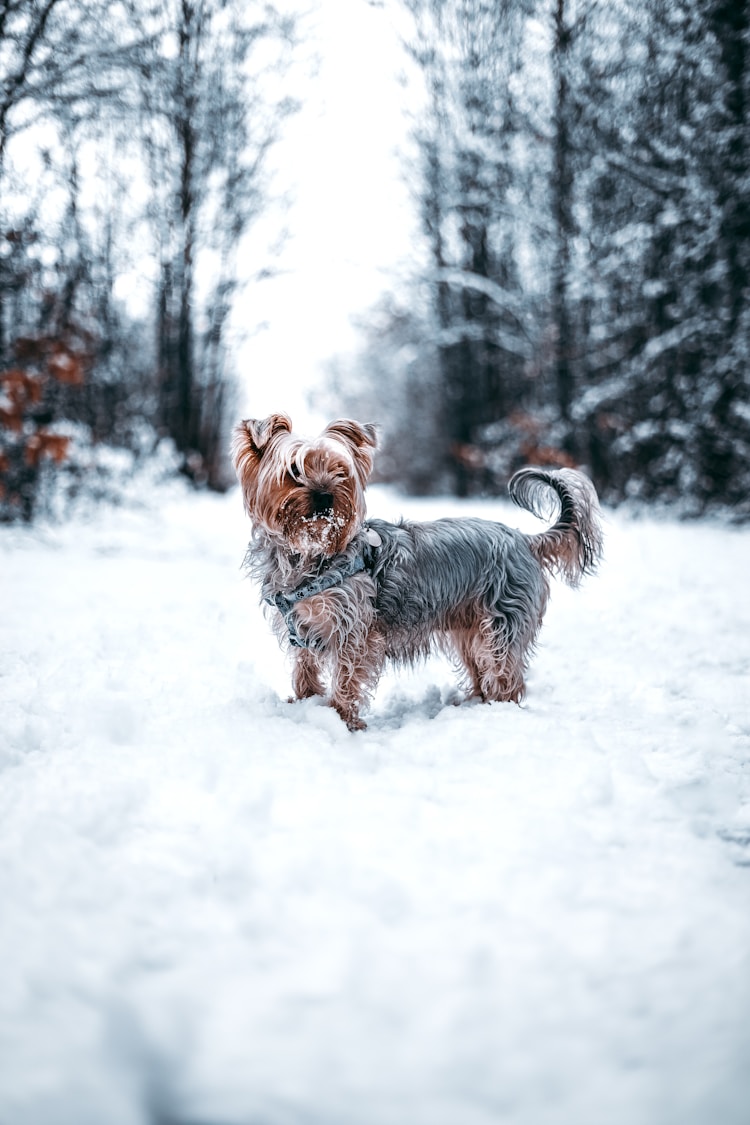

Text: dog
xmin=232 ymin=413 xmax=603 ymax=731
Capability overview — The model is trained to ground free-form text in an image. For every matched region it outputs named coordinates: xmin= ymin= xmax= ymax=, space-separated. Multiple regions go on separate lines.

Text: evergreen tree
xmin=403 ymin=0 xmax=535 ymax=494
xmin=575 ymin=0 xmax=750 ymax=512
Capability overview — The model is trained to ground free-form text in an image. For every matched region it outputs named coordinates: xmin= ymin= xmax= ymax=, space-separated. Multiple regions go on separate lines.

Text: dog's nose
xmin=311 ymin=491 xmax=334 ymax=516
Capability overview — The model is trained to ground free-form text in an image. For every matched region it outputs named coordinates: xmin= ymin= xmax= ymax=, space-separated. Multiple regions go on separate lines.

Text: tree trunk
xmin=710 ymin=0 xmax=750 ymax=330
xmin=551 ymin=0 xmax=575 ymax=429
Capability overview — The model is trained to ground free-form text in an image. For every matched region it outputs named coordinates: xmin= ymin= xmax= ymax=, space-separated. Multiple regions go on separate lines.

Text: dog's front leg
xmin=291 ymin=647 xmax=325 ymax=701
xmin=328 ymin=630 xmax=385 ymax=732
xmin=292 ymin=584 xmax=380 ymax=731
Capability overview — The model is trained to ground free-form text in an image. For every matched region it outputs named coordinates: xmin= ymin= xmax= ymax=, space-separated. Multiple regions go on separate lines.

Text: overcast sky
xmin=235 ymin=0 xmax=418 ymax=431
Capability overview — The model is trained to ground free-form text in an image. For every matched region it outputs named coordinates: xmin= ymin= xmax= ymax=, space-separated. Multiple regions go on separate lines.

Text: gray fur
xmin=364 ymin=516 xmax=547 ymax=665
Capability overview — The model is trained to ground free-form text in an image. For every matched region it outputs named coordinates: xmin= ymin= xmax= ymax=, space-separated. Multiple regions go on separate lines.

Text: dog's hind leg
xmin=452 ymin=618 xmax=528 ymax=705
xmin=449 ymin=627 xmax=486 ymax=700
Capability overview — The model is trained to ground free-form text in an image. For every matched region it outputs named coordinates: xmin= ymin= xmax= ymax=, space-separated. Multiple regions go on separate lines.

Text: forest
xmin=1 ymin=0 xmax=749 ymax=520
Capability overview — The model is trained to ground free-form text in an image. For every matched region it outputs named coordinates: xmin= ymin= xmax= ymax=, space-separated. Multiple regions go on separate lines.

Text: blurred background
xmin=1 ymin=0 xmax=748 ymax=521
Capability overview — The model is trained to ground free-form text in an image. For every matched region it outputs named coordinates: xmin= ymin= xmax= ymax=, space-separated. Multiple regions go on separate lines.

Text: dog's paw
xmin=330 ymin=700 xmax=367 ymax=732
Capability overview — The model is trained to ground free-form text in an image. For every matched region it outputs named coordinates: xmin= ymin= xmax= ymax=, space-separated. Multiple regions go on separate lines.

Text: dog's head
xmin=231 ymin=413 xmax=378 ymax=557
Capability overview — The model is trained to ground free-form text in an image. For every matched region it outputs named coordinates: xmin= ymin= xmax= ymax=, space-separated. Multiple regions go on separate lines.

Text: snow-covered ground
xmin=1 ymin=484 xmax=749 ymax=1125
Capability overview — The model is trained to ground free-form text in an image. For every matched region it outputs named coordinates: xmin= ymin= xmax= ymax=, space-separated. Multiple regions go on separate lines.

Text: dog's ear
xmin=323 ymin=419 xmax=379 ymax=483
xmin=231 ymin=413 xmax=292 ymax=508
xmin=235 ymin=413 xmax=292 ymax=457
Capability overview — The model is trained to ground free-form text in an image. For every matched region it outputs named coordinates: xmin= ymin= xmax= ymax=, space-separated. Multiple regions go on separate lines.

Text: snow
xmin=1 ymin=486 xmax=750 ymax=1125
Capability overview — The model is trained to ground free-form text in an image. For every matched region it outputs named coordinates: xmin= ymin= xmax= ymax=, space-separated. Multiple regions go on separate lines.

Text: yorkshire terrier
xmin=232 ymin=413 xmax=603 ymax=731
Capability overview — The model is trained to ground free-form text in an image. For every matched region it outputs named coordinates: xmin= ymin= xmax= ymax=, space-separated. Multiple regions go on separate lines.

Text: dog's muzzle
xmin=310 ymin=490 xmax=335 ymax=516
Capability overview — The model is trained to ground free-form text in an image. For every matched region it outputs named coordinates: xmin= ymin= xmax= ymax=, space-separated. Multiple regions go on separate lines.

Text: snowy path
xmin=1 ymin=487 xmax=749 ymax=1125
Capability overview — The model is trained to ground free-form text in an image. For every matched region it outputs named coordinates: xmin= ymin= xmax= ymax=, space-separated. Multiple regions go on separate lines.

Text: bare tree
xmin=134 ymin=0 xmax=299 ymax=488
xmin=1 ymin=0 xmax=301 ymax=511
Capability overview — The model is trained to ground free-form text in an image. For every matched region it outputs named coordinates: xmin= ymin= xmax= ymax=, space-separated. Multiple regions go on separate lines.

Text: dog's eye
xmin=289 ymin=463 xmax=303 ymax=482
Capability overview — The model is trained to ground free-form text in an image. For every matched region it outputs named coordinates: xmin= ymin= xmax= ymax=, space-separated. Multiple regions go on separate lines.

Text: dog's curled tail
xmin=509 ymin=467 xmax=603 ymax=586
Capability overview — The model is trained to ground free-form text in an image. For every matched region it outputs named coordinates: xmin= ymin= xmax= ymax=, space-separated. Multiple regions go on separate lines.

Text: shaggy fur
xmin=232 ymin=413 xmax=603 ymax=731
